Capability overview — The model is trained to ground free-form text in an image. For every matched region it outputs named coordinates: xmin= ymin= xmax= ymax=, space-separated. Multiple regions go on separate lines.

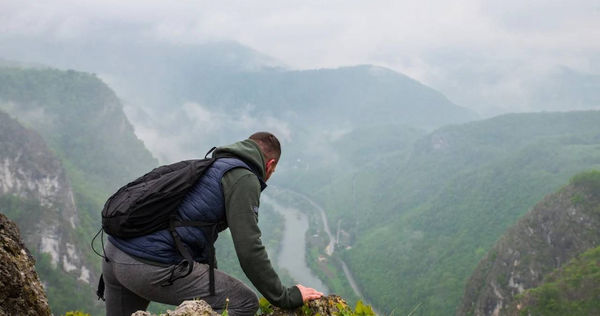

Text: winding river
xmin=274 ymin=190 xmax=367 ymax=299
xmin=261 ymin=194 xmax=329 ymax=293
xmin=263 ymin=189 xmax=377 ymax=313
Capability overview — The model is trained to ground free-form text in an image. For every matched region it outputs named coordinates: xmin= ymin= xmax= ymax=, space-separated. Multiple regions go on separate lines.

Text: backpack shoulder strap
xmin=164 ymin=218 xmax=219 ymax=296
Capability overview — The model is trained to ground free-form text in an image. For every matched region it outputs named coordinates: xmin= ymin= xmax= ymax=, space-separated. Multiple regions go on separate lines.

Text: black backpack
xmin=95 ymin=148 xmax=221 ymax=300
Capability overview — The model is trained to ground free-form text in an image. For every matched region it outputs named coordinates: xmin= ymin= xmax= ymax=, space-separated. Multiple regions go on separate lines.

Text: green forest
xmin=289 ymin=112 xmax=600 ymax=314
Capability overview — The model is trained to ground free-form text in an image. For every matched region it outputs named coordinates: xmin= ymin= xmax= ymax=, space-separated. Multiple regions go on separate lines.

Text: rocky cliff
xmin=505 ymin=245 xmax=600 ymax=315
xmin=458 ymin=171 xmax=600 ymax=316
xmin=0 ymin=111 xmax=92 ymax=283
xmin=0 ymin=213 xmax=51 ymax=316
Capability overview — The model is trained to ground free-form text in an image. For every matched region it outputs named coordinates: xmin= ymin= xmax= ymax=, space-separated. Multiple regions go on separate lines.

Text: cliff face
xmin=458 ymin=172 xmax=600 ymax=316
xmin=0 ymin=111 xmax=92 ymax=282
xmin=505 ymin=245 xmax=600 ymax=316
xmin=0 ymin=213 xmax=51 ymax=316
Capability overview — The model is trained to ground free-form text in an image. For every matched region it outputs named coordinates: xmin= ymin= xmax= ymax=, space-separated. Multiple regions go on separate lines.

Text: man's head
xmin=249 ymin=131 xmax=281 ymax=181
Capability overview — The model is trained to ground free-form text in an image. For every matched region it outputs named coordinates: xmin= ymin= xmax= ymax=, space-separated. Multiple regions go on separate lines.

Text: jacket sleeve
xmin=222 ymin=170 xmax=303 ymax=309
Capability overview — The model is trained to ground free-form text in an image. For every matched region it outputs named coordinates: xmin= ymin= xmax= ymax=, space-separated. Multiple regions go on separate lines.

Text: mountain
xmin=458 ymin=170 xmax=600 ymax=315
xmin=123 ymin=62 xmax=474 ymax=165
xmin=0 ymin=66 xmax=157 ymax=193
xmin=143 ymin=62 xmax=475 ymax=129
xmin=0 ymin=66 xmax=157 ymax=314
xmin=0 ymin=38 xmax=476 ymax=163
xmin=297 ymin=111 xmax=600 ymax=314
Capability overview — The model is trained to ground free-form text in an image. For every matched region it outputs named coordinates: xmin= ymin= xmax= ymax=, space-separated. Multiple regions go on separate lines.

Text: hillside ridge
xmin=458 ymin=170 xmax=600 ymax=315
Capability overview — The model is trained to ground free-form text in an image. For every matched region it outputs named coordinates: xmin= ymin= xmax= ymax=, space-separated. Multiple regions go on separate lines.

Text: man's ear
xmin=265 ymin=158 xmax=277 ymax=181
xmin=266 ymin=159 xmax=276 ymax=174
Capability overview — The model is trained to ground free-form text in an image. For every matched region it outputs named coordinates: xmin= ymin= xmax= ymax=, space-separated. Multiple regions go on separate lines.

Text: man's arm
xmin=223 ymin=170 xmax=304 ymax=309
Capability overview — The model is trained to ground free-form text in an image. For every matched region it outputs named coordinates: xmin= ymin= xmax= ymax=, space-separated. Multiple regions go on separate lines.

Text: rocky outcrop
xmin=0 ymin=213 xmax=51 ymax=315
xmin=132 ymin=300 xmax=218 ymax=316
xmin=266 ymin=295 xmax=349 ymax=316
xmin=132 ymin=295 xmax=352 ymax=316
xmin=458 ymin=174 xmax=600 ymax=316
xmin=504 ymin=245 xmax=600 ymax=315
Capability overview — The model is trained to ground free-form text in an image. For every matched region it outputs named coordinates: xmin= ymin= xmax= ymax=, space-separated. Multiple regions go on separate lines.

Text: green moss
xmin=571 ymin=193 xmax=585 ymax=205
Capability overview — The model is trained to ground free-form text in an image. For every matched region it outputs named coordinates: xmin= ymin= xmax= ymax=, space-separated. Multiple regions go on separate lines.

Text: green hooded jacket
xmin=214 ymin=139 xmax=303 ymax=309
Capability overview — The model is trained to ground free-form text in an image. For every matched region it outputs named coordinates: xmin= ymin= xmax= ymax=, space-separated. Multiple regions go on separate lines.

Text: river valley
xmin=263 ymin=189 xmax=378 ymax=312
xmin=261 ymin=194 xmax=329 ymax=293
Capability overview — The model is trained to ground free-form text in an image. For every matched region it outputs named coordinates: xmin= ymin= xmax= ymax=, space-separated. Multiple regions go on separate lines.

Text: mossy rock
xmin=265 ymin=295 xmax=350 ymax=316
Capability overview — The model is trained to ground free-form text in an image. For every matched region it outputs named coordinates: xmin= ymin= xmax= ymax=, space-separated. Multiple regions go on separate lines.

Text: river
xmin=264 ymin=189 xmax=379 ymax=314
xmin=261 ymin=194 xmax=329 ymax=293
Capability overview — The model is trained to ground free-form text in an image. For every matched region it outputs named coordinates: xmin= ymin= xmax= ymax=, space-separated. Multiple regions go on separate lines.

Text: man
xmin=102 ymin=132 xmax=323 ymax=316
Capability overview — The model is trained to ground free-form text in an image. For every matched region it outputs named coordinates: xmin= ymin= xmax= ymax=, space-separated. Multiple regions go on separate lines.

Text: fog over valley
xmin=0 ymin=1 xmax=599 ymax=315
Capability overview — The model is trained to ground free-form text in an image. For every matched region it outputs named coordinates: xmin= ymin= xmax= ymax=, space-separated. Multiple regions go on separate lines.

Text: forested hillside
xmin=0 ymin=40 xmax=476 ymax=163
xmin=459 ymin=170 xmax=600 ymax=315
xmin=299 ymin=111 xmax=600 ymax=314
xmin=0 ymin=66 xmax=157 ymax=255
xmin=124 ymin=61 xmax=476 ymax=163
xmin=0 ymin=66 xmax=157 ymax=314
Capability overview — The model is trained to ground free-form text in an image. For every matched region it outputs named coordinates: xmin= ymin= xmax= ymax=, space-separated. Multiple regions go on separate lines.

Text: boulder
xmin=0 ymin=213 xmax=51 ymax=316
xmin=132 ymin=300 xmax=218 ymax=316
xmin=267 ymin=295 xmax=349 ymax=316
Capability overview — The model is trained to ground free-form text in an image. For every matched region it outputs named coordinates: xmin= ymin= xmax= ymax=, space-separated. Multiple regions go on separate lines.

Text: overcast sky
xmin=1 ymin=0 xmax=599 ymax=114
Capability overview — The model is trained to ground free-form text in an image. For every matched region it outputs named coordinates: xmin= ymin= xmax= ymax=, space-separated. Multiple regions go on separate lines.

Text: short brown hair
xmin=249 ymin=132 xmax=281 ymax=162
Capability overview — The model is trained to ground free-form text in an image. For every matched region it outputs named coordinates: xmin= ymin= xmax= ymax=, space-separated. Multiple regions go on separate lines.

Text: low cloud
xmin=1 ymin=0 xmax=598 ymax=114
xmin=126 ymin=102 xmax=292 ymax=163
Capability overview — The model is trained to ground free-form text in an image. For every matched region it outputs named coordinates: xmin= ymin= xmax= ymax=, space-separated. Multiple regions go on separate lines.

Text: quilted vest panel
xmin=108 ymin=158 xmax=253 ymax=264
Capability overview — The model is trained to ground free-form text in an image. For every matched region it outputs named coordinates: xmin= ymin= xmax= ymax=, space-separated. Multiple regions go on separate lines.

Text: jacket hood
xmin=213 ymin=139 xmax=266 ymax=181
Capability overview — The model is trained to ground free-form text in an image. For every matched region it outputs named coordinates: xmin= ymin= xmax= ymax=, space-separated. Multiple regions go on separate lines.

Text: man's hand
xmin=296 ymin=284 xmax=324 ymax=302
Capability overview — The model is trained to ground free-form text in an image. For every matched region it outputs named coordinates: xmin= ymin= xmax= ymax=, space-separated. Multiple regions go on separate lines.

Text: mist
xmin=125 ymin=101 xmax=293 ymax=163
xmin=1 ymin=0 xmax=599 ymax=117
xmin=1 ymin=2 xmax=600 ymax=315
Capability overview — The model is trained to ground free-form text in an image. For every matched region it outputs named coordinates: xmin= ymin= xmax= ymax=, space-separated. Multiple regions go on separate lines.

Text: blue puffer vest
xmin=108 ymin=157 xmax=257 ymax=264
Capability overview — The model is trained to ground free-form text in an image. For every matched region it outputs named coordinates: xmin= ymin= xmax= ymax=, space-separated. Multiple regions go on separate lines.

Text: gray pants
xmin=102 ymin=240 xmax=259 ymax=316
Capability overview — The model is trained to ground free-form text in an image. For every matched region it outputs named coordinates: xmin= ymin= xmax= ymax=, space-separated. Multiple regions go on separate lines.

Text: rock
xmin=267 ymin=295 xmax=349 ymax=316
xmin=131 ymin=300 xmax=218 ymax=316
xmin=0 ymin=213 xmax=51 ymax=316
xmin=164 ymin=300 xmax=219 ymax=316
xmin=132 ymin=296 xmax=351 ymax=316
